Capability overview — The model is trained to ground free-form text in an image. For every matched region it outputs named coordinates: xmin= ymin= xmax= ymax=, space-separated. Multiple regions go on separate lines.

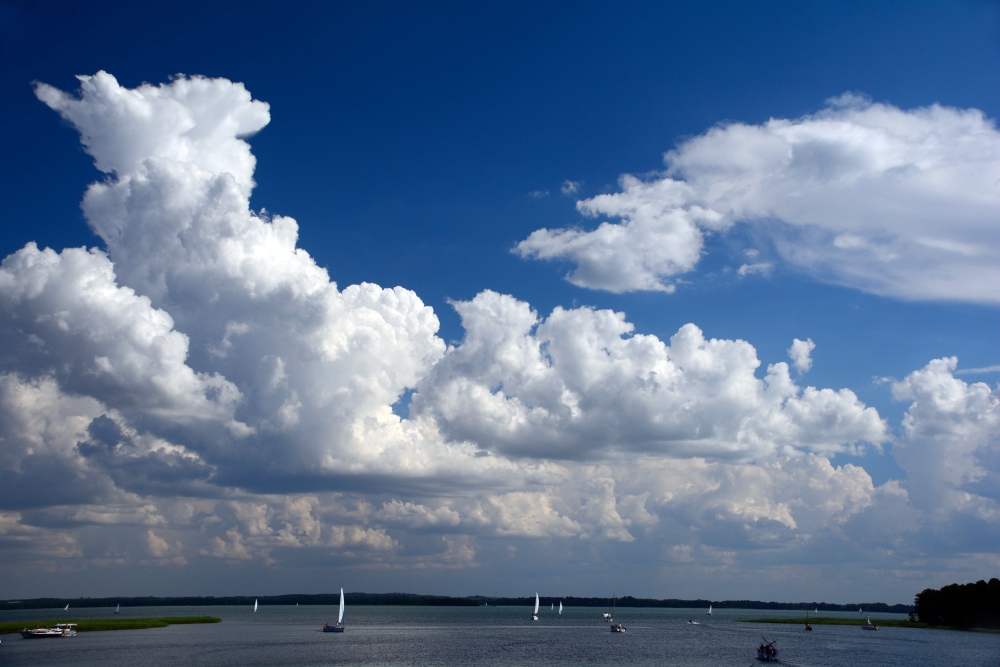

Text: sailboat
xmin=63 ymin=604 xmax=69 ymax=611
xmin=862 ymin=617 xmax=879 ymax=631
xmin=558 ymin=601 xmax=563 ymax=615
xmin=706 ymin=605 xmax=713 ymax=616
xmin=254 ymin=599 xmax=258 ymax=612
xmin=551 ymin=603 xmax=554 ymax=610
xmin=531 ymin=593 xmax=539 ymax=620
xmin=609 ymin=595 xmax=626 ymax=632
xmin=324 ymin=589 xmax=346 ymax=632
xmin=114 ymin=603 xmax=120 ymax=615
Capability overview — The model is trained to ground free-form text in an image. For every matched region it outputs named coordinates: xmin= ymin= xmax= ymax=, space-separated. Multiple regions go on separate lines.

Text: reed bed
xmin=741 ymin=616 xmax=925 ymax=628
xmin=0 ymin=616 xmax=220 ymax=634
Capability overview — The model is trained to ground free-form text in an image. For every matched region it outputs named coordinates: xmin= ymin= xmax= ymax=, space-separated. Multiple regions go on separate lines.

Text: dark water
xmin=1 ymin=605 xmax=998 ymax=667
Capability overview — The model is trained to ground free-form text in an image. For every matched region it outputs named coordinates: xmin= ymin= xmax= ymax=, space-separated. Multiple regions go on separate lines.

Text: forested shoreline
xmin=2 ymin=593 xmax=912 ymax=613
xmin=915 ymin=578 xmax=1000 ymax=629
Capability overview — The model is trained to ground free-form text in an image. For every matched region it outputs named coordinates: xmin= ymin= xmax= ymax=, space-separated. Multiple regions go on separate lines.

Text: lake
xmin=1 ymin=604 xmax=997 ymax=666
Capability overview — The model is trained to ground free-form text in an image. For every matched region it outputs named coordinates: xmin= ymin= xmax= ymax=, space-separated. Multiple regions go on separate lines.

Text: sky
xmin=0 ymin=1 xmax=998 ymax=605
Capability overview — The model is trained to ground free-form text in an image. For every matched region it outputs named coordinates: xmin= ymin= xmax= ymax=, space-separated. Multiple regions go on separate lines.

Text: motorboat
xmin=21 ymin=624 xmax=77 ymax=638
xmin=687 ymin=619 xmax=701 ymax=625
xmin=862 ymin=617 xmax=879 ymax=631
xmin=323 ymin=588 xmax=346 ymax=632
xmin=531 ymin=593 xmax=539 ymax=620
xmin=756 ymin=638 xmax=778 ymax=662
xmin=611 ymin=622 xmax=627 ymax=633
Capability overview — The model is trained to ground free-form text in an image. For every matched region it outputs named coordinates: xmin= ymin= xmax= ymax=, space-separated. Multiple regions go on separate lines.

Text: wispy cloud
xmin=560 ymin=180 xmax=581 ymax=195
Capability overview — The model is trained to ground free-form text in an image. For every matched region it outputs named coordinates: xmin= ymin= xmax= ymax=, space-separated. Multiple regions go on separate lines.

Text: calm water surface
xmin=1 ymin=605 xmax=998 ymax=667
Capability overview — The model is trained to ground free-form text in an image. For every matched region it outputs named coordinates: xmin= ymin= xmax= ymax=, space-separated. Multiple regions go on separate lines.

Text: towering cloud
xmin=516 ymin=95 xmax=1000 ymax=303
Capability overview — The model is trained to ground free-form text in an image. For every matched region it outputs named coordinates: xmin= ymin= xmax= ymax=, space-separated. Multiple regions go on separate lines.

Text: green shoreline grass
xmin=740 ymin=617 xmax=1000 ymax=633
xmin=0 ymin=616 xmax=220 ymax=634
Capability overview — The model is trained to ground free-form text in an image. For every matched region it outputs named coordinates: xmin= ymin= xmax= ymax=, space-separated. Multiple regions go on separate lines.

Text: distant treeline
xmin=914 ymin=578 xmax=1000 ymax=629
xmin=2 ymin=592 xmax=913 ymax=613
xmin=0 ymin=593 xmax=480 ymax=611
xmin=477 ymin=596 xmax=912 ymax=613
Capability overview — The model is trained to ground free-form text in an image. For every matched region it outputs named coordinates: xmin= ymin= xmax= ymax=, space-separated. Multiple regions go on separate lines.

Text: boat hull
xmin=323 ymin=625 xmax=345 ymax=633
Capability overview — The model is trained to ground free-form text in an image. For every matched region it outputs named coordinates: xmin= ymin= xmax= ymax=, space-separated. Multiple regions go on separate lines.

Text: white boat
xmin=531 ymin=593 xmax=539 ymax=620
xmin=21 ymin=623 xmax=77 ymax=638
xmin=558 ymin=601 xmax=563 ymax=615
xmin=254 ymin=599 xmax=258 ymax=612
xmin=862 ymin=617 xmax=879 ymax=631
xmin=114 ymin=603 xmax=120 ymax=615
xmin=687 ymin=619 xmax=701 ymax=625
xmin=609 ymin=595 xmax=625 ymax=632
xmin=63 ymin=604 xmax=69 ymax=611
xmin=323 ymin=588 xmax=346 ymax=632
xmin=707 ymin=605 xmax=713 ymax=616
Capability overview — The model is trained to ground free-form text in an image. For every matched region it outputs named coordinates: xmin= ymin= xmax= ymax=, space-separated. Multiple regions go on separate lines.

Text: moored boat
xmin=21 ymin=624 xmax=77 ymax=638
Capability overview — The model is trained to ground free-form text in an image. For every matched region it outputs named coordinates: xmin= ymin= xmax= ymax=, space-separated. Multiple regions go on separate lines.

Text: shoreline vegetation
xmin=0 ymin=617 xmax=220 ymax=634
xmin=740 ymin=617 xmax=1000 ymax=633
xmin=1 ymin=593 xmax=912 ymax=613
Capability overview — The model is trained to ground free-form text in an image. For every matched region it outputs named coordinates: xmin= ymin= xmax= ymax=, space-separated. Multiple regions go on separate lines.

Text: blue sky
xmin=0 ymin=1 xmax=998 ymax=604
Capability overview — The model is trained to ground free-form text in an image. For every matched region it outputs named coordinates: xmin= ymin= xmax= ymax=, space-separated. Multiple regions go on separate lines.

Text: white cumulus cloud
xmin=515 ymin=95 xmax=1000 ymax=302
xmin=788 ymin=338 xmax=816 ymax=374
xmin=413 ymin=291 xmax=887 ymax=460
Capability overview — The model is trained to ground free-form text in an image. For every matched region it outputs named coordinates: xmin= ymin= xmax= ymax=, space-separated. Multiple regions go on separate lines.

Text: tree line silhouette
xmin=914 ymin=578 xmax=1000 ymax=629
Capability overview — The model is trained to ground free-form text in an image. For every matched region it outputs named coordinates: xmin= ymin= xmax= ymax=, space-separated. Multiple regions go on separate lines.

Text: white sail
xmin=534 ymin=593 xmax=540 ymax=614
xmin=114 ymin=603 xmax=120 ymax=614
xmin=64 ymin=604 xmax=69 ymax=611
xmin=254 ymin=599 xmax=258 ymax=612
xmin=559 ymin=601 xmax=563 ymax=614
xmin=707 ymin=605 xmax=712 ymax=615
xmin=338 ymin=588 xmax=345 ymax=625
